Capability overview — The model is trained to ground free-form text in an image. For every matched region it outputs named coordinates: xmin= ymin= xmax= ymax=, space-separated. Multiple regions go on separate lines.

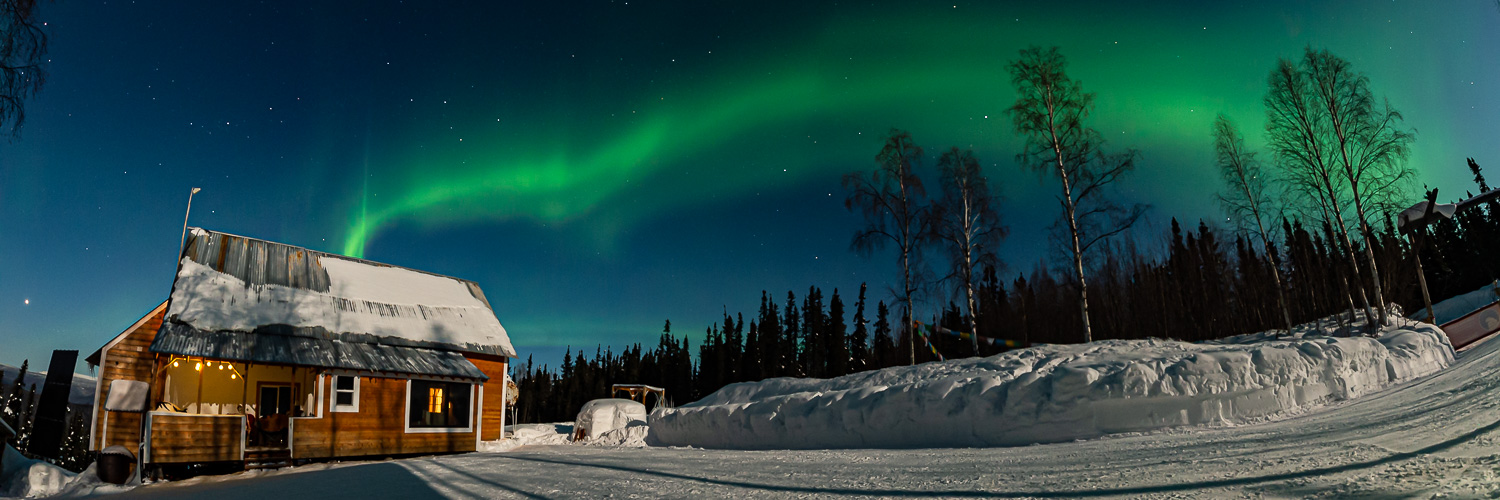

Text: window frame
xmin=331 ymin=375 xmax=360 ymax=413
xmin=402 ymin=379 xmax=475 ymax=434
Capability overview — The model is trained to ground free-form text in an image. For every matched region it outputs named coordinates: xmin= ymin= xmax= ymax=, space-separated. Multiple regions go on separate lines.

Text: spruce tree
xmin=849 ymin=284 xmax=870 ymax=371
xmin=872 ymin=301 xmax=894 ymax=368
xmin=827 ymin=289 xmax=849 ymax=377
xmin=783 ymin=291 xmax=801 ymax=377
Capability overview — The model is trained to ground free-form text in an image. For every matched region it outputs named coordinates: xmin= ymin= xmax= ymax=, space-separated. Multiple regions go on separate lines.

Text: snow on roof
xmin=164 ymin=228 xmax=515 ymax=358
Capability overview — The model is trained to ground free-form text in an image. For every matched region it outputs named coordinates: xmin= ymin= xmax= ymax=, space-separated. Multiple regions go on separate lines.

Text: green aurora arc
xmin=342 ymin=3 xmax=1498 ymax=259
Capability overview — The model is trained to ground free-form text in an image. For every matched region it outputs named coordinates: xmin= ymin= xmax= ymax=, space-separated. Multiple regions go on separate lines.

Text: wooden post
xmin=195 ymin=359 xmax=204 ymax=414
xmin=240 ymin=363 xmax=249 ymax=414
xmin=1409 ymin=189 xmax=1440 ymax=325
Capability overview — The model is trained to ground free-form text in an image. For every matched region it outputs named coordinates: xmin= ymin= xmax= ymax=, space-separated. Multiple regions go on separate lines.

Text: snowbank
xmin=508 ymin=423 xmax=575 ymax=447
xmin=649 ymin=315 xmax=1455 ymax=450
xmin=1424 ymin=285 xmax=1499 ymax=325
xmin=582 ymin=423 xmax=649 ymax=447
xmin=1 ymin=445 xmax=131 ymax=498
xmin=496 ymin=421 xmax=648 ymax=448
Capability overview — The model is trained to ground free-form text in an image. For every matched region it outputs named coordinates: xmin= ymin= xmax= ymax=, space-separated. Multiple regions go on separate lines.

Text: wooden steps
xmin=244 ymin=447 xmax=291 ymax=470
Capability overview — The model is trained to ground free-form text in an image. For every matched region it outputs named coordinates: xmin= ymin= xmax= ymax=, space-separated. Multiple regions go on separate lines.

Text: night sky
xmin=2 ymin=1 xmax=1497 ymax=374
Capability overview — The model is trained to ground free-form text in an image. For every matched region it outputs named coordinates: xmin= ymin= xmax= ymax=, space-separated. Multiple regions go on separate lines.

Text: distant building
xmin=87 ymin=228 xmax=515 ymax=472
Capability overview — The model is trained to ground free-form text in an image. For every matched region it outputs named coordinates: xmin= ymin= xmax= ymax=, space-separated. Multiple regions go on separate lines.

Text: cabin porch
xmin=143 ymin=354 xmax=492 ymax=466
xmin=149 ymin=356 xmax=318 ymax=463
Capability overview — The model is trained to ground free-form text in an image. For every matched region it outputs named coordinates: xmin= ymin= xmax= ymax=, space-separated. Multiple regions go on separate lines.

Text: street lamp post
xmin=178 ymin=187 xmax=202 ymax=262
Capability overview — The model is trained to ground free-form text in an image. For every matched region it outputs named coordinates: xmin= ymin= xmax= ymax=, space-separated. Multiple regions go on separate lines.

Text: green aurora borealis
xmin=341 ymin=1 xmax=1499 ymax=259
xmin=1 ymin=0 xmax=1497 ymax=371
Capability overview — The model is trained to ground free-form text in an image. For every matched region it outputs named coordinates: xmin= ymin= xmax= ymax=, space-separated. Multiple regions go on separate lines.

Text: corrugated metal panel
xmin=151 ymin=321 xmax=488 ymax=380
xmin=183 ymin=230 xmax=333 ymax=293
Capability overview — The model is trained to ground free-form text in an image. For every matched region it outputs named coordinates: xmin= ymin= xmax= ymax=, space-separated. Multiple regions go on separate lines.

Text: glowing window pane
xmin=428 ymin=387 xmax=444 ymax=414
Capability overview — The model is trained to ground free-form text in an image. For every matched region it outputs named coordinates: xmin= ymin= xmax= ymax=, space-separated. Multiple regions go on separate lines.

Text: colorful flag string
xmin=910 ymin=322 xmax=945 ymax=361
xmin=915 ymin=321 xmax=1025 ymax=348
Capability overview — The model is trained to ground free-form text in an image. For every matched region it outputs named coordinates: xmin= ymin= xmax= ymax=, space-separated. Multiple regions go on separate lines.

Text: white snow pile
xmin=508 ymin=423 xmax=575 ymax=447
xmin=0 ymin=445 xmax=130 ymax=498
xmin=169 ymin=256 xmax=515 ymax=356
xmin=1423 ymin=285 xmax=1499 ymax=325
xmin=583 ymin=423 xmax=649 ymax=447
xmin=649 ymin=313 xmax=1455 ymax=450
xmin=496 ymin=419 xmax=649 ymax=449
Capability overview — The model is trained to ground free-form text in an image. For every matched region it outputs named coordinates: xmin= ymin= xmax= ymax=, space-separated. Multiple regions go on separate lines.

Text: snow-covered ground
xmin=13 ymin=310 xmax=1493 ymax=498
xmin=0 ymin=445 xmax=131 ymax=498
xmin=64 ymin=327 xmax=1500 ymax=495
xmin=71 ymin=327 xmax=1500 ymax=498
xmin=1425 ymin=284 xmax=1500 ymax=325
xmin=650 ymin=313 xmax=1452 ymax=449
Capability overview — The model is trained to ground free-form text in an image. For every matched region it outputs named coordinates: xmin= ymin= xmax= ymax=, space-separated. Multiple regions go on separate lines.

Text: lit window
xmin=428 ymin=387 xmax=443 ymax=413
xmin=408 ymin=380 xmax=471 ymax=430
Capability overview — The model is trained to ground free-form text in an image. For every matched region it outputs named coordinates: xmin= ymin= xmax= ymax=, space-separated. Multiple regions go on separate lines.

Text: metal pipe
xmin=177 ymin=187 xmax=201 ymax=263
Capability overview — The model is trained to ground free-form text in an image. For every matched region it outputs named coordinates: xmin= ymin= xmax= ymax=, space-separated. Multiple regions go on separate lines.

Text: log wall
xmin=146 ymin=413 xmax=244 ymax=463
xmin=291 ymin=375 xmax=477 ymax=459
xmin=92 ymin=305 xmax=165 ymax=452
xmin=468 ymin=356 xmax=508 ymax=441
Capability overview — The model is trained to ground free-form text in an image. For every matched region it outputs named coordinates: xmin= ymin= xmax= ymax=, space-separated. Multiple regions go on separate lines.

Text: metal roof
xmin=167 ymin=227 xmax=514 ymax=358
xmin=151 ymin=321 xmax=488 ymax=380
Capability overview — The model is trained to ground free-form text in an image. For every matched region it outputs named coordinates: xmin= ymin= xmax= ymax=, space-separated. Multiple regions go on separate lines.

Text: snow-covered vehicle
xmin=572 ymin=398 xmax=647 ymax=441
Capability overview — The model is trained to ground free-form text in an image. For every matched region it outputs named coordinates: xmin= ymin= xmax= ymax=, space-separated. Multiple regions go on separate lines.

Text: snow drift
xmin=649 ymin=315 xmax=1454 ymax=449
xmin=498 ymin=421 xmax=648 ymax=448
xmin=1 ymin=444 xmax=132 ymax=498
xmin=1424 ymin=285 xmax=1499 ymax=325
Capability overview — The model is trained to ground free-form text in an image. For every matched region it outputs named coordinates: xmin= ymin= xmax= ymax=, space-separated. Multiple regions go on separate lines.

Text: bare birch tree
xmin=1265 ymin=57 xmax=1372 ymax=330
xmin=1007 ymin=46 xmax=1145 ymax=344
xmin=844 ymin=129 xmax=930 ymax=365
xmin=1212 ymin=115 xmax=1294 ymax=335
xmin=931 ymin=147 xmax=1007 ymax=355
xmin=1305 ymin=49 xmax=1415 ymax=326
xmin=1 ymin=0 xmax=47 ymax=138
xmin=1265 ymin=49 xmax=1414 ymax=332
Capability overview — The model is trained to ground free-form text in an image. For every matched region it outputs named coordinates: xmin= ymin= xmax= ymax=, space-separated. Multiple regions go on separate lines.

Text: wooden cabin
xmin=86 ymin=228 xmax=516 ymax=471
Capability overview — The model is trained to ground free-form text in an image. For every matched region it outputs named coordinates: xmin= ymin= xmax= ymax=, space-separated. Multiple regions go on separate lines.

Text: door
xmin=258 ymin=384 xmax=292 ymax=416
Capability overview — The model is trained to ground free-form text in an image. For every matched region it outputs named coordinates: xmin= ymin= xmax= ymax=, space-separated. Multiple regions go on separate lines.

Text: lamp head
xmin=191 ymin=187 xmax=202 ymax=194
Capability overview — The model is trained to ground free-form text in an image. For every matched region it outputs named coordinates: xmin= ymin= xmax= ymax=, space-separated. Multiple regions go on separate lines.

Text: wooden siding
xmin=92 ymin=307 xmax=165 ymax=452
xmin=291 ymin=375 xmax=477 ymax=459
xmin=146 ymin=413 xmax=244 ymax=463
xmin=469 ymin=356 xmax=508 ymax=441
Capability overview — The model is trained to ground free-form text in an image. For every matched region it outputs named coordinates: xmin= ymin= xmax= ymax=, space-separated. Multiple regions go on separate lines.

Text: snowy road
xmin=115 ymin=336 xmax=1500 ymax=499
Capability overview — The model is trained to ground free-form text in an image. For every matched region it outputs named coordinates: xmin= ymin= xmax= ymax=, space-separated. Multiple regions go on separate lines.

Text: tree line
xmin=514 ymin=46 xmax=1493 ymax=423
xmin=2 ymin=361 xmax=94 ymax=472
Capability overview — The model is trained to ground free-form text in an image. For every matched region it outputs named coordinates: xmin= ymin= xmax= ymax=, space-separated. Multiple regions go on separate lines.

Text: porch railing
xmin=144 ymin=412 xmax=246 ymax=464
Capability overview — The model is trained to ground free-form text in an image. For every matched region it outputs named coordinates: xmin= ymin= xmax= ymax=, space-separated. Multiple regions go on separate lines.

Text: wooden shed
xmin=86 ymin=228 xmax=516 ymax=471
